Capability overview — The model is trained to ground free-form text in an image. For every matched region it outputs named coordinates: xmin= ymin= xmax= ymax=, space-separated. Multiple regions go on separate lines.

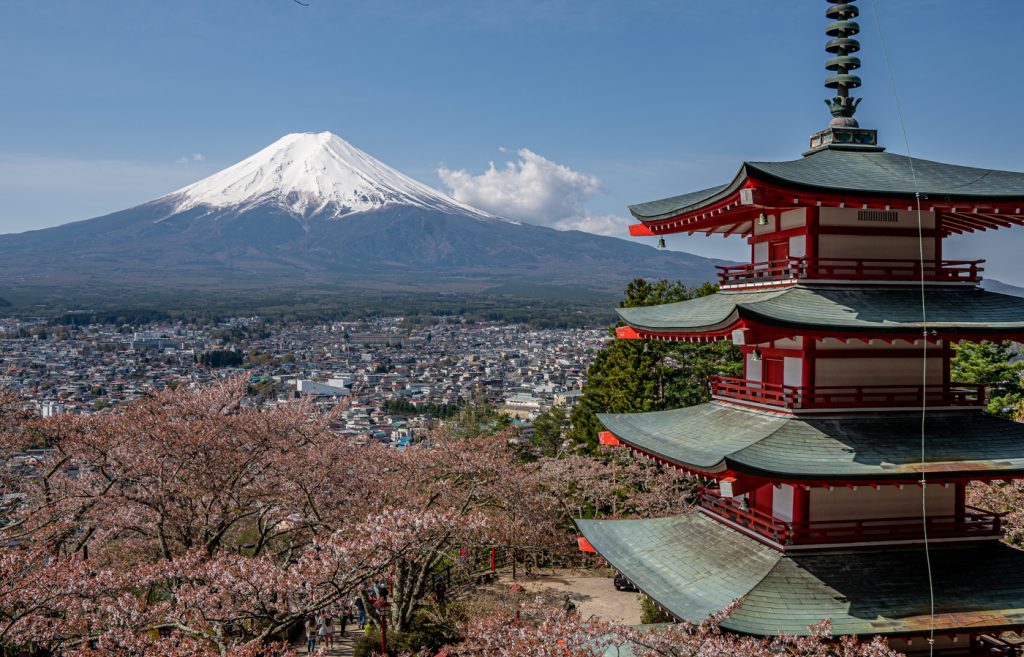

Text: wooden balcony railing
xmin=709 ymin=375 xmax=988 ymax=410
xmin=699 ymin=489 xmax=1005 ymax=546
xmin=716 ymin=258 xmax=984 ymax=287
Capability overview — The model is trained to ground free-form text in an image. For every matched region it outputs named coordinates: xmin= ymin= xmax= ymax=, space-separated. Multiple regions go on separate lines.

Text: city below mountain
xmin=0 ymin=132 xmax=723 ymax=307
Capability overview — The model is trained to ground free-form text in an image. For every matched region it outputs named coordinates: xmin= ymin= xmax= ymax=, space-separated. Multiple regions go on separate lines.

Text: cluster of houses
xmin=0 ymin=315 xmax=607 ymax=447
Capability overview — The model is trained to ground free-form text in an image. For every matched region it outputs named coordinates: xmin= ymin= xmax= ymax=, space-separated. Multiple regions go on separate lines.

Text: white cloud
xmin=438 ymin=148 xmax=631 ymax=236
xmin=550 ymin=213 xmax=633 ymax=236
xmin=176 ymin=153 xmax=206 ymax=164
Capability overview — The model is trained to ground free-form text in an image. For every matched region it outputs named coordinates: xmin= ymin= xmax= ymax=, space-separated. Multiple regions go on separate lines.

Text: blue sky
xmin=3 ymin=1 xmax=1024 ymax=283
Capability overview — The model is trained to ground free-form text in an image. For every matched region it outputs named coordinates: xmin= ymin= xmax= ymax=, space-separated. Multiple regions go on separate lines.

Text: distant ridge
xmin=0 ymin=132 xmax=724 ymax=303
xmin=982 ymin=279 xmax=1024 ymax=299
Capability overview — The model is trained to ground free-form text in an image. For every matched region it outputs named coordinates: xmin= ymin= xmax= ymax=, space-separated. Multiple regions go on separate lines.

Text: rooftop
xmin=616 ymin=286 xmax=1024 ymax=337
xmin=630 ymin=148 xmax=1024 ymax=223
xmin=577 ymin=513 xmax=1024 ymax=636
xmin=598 ymin=403 xmax=1024 ymax=481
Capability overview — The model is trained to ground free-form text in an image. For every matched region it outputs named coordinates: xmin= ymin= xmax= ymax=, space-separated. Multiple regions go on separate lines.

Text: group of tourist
xmin=303 ymin=596 xmax=367 ymax=654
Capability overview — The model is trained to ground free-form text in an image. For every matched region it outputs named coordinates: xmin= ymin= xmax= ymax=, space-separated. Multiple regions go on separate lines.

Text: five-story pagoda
xmin=577 ymin=2 xmax=1024 ymax=654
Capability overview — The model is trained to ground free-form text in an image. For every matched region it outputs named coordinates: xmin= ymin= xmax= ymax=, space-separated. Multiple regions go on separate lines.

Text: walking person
xmin=316 ymin=614 xmax=329 ymax=651
xmin=304 ymin=616 xmax=317 ymax=655
xmin=324 ymin=612 xmax=335 ymax=650
xmin=338 ymin=600 xmax=351 ymax=637
xmin=354 ymin=595 xmax=367 ymax=628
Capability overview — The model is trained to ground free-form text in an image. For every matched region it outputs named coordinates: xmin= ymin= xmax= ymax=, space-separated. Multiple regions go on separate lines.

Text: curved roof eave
xmin=576 ymin=514 xmax=1024 ymax=637
xmin=628 ymin=149 xmax=1024 ymax=224
xmin=628 ymin=168 xmax=749 ymax=222
xmin=617 ymin=287 xmax=1024 ymax=336
xmin=600 ymin=405 xmax=1024 ymax=481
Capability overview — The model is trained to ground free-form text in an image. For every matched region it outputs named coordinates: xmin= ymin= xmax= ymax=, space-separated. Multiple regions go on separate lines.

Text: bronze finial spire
xmin=824 ymin=1 xmax=862 ymax=127
xmin=807 ymin=0 xmax=880 ymax=153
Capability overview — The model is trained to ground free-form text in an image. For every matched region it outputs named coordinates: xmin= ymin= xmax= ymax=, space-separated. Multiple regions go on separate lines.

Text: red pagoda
xmin=576 ymin=2 xmax=1024 ymax=654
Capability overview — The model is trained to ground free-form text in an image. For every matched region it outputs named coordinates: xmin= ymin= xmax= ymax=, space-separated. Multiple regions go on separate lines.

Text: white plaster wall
xmin=772 ymin=484 xmax=795 ymax=521
xmin=773 ymin=337 xmax=802 ymax=350
xmin=753 ymin=241 xmax=769 ymax=263
xmin=780 ymin=209 xmax=807 ymax=230
xmin=808 ymin=484 xmax=955 ymax=522
xmin=818 ymin=234 xmax=936 ymax=261
xmin=783 ymin=357 xmax=802 ymax=387
xmin=745 ymin=355 xmax=762 ymax=382
xmin=815 ymin=357 xmax=942 ymax=387
xmin=819 ymin=207 xmax=936 ymax=229
xmin=789 ymin=234 xmax=807 ymax=258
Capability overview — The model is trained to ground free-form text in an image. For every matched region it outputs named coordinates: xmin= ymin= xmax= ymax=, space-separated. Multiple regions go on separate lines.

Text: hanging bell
xmin=657 ymin=237 xmax=666 ymax=249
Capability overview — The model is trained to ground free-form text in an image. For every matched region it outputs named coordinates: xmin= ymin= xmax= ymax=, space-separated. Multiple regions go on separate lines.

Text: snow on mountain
xmin=166 ymin=131 xmax=497 ymax=220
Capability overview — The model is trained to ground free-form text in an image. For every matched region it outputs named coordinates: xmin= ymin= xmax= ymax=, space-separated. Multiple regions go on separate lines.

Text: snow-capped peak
xmin=166 ymin=131 xmax=495 ymax=219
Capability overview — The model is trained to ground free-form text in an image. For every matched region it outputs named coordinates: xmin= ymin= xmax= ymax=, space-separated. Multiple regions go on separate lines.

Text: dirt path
xmin=501 ymin=568 xmax=642 ymax=625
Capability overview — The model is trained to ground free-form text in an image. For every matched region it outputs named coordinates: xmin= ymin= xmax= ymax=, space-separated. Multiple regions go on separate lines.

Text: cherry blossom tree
xmin=0 ymin=380 xmax=583 ymax=652
xmin=451 ymin=597 xmax=904 ymax=657
xmin=0 ymin=380 xmax=501 ymax=654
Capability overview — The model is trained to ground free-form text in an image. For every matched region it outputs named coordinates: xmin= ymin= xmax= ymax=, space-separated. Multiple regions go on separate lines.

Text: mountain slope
xmin=0 ymin=132 xmax=723 ymax=299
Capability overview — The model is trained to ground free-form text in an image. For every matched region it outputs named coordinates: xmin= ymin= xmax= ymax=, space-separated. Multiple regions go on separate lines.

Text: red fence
xmin=709 ymin=375 xmax=987 ymax=410
xmin=717 ymin=258 xmax=984 ymax=286
xmin=699 ymin=490 xmax=1004 ymax=546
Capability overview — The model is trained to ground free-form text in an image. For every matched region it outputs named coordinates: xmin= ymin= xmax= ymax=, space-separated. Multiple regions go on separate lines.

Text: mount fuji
xmin=0 ymin=132 xmax=722 ymax=302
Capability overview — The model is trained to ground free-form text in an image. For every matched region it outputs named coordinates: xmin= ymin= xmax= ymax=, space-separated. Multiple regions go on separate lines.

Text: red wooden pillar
xmin=805 ymin=207 xmax=820 ymax=265
xmin=791 ymin=485 xmax=810 ymax=542
xmin=791 ymin=486 xmax=810 ymax=524
xmin=750 ymin=484 xmax=774 ymax=517
xmin=490 ymin=548 xmax=496 ymax=572
xmin=801 ymin=337 xmax=816 ymax=407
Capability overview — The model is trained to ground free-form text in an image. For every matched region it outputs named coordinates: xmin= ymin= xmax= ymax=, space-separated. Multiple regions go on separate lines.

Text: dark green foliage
xmin=569 ymin=279 xmax=742 ymax=451
xmin=199 ymin=349 xmax=244 ymax=368
xmin=0 ymin=296 xmax=11 ymax=307
xmin=640 ymin=594 xmax=674 ymax=624
xmin=383 ymin=398 xmax=460 ymax=419
xmin=952 ymin=340 xmax=1024 ymax=417
xmin=446 ymin=393 xmax=512 ymax=439
xmin=53 ymin=308 xmax=170 ymax=326
xmin=246 ymin=380 xmax=277 ymax=398
xmin=531 ymin=405 xmax=567 ymax=456
xmin=20 ymin=288 xmax=619 ymax=329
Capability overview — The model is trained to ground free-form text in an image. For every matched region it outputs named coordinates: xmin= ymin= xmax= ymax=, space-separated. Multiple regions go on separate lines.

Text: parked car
xmin=613 ymin=571 xmax=638 ymax=592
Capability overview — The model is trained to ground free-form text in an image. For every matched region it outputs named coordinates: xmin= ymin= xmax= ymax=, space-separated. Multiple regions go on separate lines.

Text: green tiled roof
xmin=577 ymin=513 xmax=1024 ymax=636
xmin=629 ymin=147 xmax=1024 ymax=221
xmin=617 ymin=287 xmax=1024 ymax=335
xmin=599 ymin=404 xmax=1024 ymax=479
xmin=577 ymin=514 xmax=779 ymax=622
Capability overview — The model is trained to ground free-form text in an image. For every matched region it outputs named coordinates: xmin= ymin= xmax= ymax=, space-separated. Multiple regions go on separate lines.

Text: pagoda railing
xmin=716 ymin=258 xmax=984 ymax=287
xmin=709 ymin=375 xmax=987 ymax=410
xmin=698 ymin=489 xmax=1005 ymax=546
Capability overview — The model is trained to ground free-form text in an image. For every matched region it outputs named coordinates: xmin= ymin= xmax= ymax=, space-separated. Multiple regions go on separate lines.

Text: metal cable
xmin=868 ymin=2 xmax=936 ymax=654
